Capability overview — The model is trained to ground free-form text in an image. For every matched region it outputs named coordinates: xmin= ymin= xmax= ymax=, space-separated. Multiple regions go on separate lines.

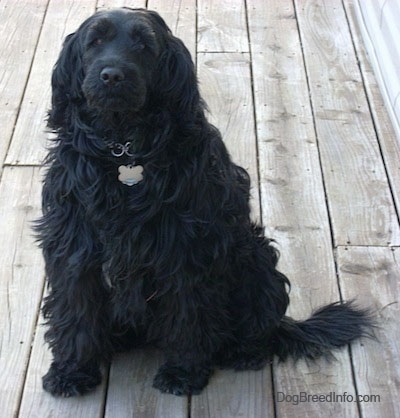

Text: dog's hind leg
xmin=218 ymin=233 xmax=290 ymax=370
xmin=151 ymin=280 xmax=229 ymax=396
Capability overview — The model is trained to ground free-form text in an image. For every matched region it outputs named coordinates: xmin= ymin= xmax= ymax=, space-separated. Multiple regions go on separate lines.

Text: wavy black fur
xmin=35 ymin=8 xmax=374 ymax=397
xmin=271 ymin=301 xmax=375 ymax=361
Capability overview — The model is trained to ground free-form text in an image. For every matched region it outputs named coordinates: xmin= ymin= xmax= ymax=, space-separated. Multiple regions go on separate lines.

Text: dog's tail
xmin=271 ymin=301 xmax=376 ymax=361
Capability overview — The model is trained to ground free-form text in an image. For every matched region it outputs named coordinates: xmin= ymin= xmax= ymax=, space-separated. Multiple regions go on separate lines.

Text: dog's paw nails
xmin=152 ymin=364 xmax=211 ymax=396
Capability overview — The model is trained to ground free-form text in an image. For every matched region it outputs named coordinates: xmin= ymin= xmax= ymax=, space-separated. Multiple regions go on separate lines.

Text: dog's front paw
xmin=43 ymin=362 xmax=102 ymax=397
xmin=153 ymin=363 xmax=212 ymax=396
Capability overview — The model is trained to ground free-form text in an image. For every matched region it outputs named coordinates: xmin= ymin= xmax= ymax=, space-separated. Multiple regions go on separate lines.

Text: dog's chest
xmin=97 ymin=218 xmax=159 ymax=288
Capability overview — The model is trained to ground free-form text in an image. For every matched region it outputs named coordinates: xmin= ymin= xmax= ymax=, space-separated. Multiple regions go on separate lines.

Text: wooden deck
xmin=1 ymin=0 xmax=399 ymax=417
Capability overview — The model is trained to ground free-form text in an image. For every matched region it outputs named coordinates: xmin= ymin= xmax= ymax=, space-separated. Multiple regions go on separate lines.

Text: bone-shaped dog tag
xmin=118 ymin=164 xmax=144 ymax=186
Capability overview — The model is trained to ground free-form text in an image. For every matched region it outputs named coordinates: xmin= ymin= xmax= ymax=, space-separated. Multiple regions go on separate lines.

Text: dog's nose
xmin=100 ymin=67 xmax=125 ymax=85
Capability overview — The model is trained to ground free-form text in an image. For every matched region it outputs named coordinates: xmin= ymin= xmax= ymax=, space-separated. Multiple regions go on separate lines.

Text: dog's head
xmin=49 ymin=8 xmax=199 ymax=130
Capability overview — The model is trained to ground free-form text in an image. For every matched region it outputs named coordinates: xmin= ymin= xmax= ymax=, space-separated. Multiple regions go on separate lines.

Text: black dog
xmin=36 ymin=8 xmax=373 ymax=397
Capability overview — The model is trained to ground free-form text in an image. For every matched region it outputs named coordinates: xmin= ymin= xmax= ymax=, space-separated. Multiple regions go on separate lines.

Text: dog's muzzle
xmin=82 ymin=60 xmax=147 ymax=112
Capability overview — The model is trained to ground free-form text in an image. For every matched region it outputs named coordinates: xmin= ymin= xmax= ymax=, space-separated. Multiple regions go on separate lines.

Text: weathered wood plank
xmin=197 ymin=0 xmax=248 ymax=53
xmin=5 ymin=0 xmax=96 ymax=166
xmin=149 ymin=0 xmax=197 ymax=60
xmin=273 ymin=351 xmax=361 ymax=418
xmin=337 ymin=246 xmax=400 ymax=418
xmin=249 ymin=1 xmax=333 ymax=264
xmin=0 ymin=167 xmax=45 ymax=418
xmin=0 ymin=0 xmax=47 ymax=169
xmin=248 ymin=2 xmax=360 ymax=416
xmin=105 ymin=350 xmax=187 ymax=418
xmin=192 ymin=368 xmax=273 ymax=418
xmin=344 ymin=0 xmax=400 ymax=222
xmin=97 ymin=0 xmax=146 ymax=10
xmin=295 ymin=0 xmax=400 ymax=246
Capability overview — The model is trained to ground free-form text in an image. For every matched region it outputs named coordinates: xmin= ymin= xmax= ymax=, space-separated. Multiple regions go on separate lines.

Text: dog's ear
xmin=154 ymin=30 xmax=201 ymax=120
xmin=48 ymin=31 xmax=84 ymax=131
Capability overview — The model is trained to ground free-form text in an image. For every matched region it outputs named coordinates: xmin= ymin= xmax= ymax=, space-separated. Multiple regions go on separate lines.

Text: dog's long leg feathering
xmin=36 ymin=7 xmax=375 ymax=397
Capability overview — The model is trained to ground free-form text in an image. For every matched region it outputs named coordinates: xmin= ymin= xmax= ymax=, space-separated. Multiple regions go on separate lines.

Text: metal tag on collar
xmin=118 ymin=164 xmax=144 ymax=186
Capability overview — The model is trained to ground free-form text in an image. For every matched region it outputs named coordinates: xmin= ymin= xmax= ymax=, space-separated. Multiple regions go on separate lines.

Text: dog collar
xmin=107 ymin=141 xmax=144 ymax=186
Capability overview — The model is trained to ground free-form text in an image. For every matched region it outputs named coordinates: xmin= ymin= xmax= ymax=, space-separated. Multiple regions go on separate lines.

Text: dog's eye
xmin=130 ymin=29 xmax=149 ymax=51
xmin=86 ymin=34 xmax=105 ymax=48
xmin=93 ymin=38 xmax=103 ymax=46
xmin=131 ymin=38 xmax=146 ymax=51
